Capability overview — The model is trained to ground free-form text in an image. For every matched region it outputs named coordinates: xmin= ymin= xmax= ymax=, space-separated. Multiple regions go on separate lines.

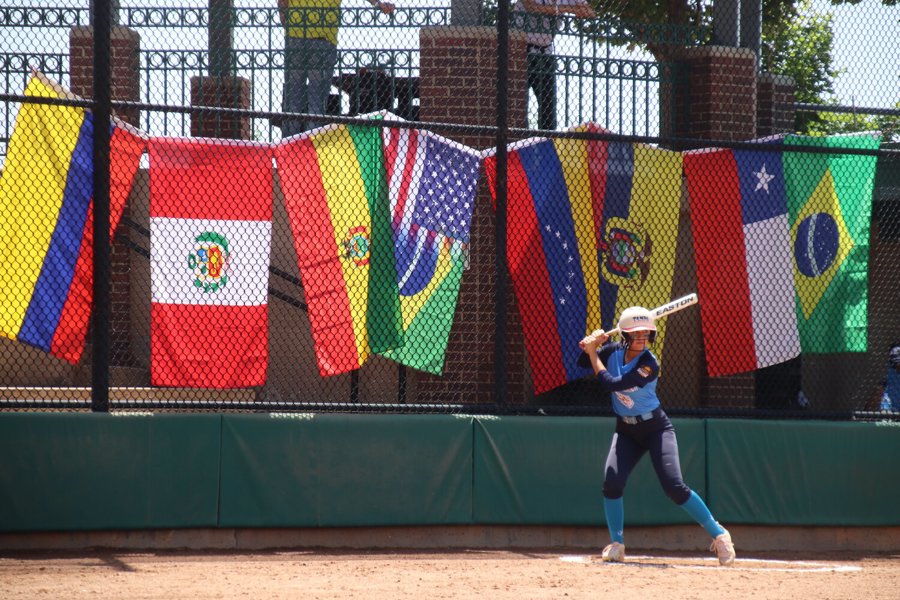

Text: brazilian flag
xmin=784 ymin=133 xmax=880 ymax=353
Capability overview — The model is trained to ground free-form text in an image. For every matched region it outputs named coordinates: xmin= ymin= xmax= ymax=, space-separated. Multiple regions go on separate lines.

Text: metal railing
xmin=0 ymin=4 xmax=703 ymax=153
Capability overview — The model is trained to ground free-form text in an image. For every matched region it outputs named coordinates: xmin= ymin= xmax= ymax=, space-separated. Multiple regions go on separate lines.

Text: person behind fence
xmin=879 ymin=342 xmax=900 ymax=412
xmin=513 ymin=0 xmax=595 ymax=130
xmin=278 ymin=0 xmax=395 ymax=137
xmin=578 ymin=306 xmax=736 ymax=566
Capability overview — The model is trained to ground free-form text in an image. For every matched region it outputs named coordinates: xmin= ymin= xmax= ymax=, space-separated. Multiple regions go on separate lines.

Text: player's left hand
xmin=579 ymin=329 xmax=607 ymax=351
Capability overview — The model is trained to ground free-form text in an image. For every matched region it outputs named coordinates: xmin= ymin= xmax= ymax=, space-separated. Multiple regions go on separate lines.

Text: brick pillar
xmin=70 ymin=26 xmax=141 ymax=368
xmin=416 ymin=26 xmax=529 ymax=404
xmin=757 ymin=72 xmax=796 ymax=137
xmin=663 ymin=46 xmax=758 ymax=142
xmin=190 ymin=76 xmax=252 ymax=140
xmin=661 ymin=46 xmax=759 ymax=408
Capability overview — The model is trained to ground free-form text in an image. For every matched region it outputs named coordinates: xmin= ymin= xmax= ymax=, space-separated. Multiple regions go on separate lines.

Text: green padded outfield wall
xmin=3 ymin=414 xmax=899 ymax=533
xmin=0 ymin=413 xmax=221 ymax=532
xmin=218 ymin=413 xmax=474 ymax=527
xmin=707 ymin=420 xmax=900 ymax=525
xmin=473 ymin=416 xmax=706 ymax=525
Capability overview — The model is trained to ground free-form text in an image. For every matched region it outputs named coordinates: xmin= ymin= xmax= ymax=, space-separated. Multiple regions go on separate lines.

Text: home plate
xmin=558 ymin=554 xmax=861 ymax=572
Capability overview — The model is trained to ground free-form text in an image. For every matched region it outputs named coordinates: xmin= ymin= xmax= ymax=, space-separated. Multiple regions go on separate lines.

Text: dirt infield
xmin=2 ymin=549 xmax=900 ymax=599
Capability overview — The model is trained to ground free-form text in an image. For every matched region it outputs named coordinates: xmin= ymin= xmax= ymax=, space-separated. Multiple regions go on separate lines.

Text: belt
xmin=619 ymin=409 xmax=661 ymax=425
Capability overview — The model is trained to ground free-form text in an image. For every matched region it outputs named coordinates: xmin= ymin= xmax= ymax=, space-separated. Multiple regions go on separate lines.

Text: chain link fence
xmin=0 ymin=1 xmax=897 ymax=418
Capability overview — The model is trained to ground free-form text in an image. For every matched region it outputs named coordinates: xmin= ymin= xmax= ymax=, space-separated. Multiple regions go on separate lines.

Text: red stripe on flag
xmin=391 ymin=130 xmax=418 ymax=230
xmin=585 ymin=135 xmax=608 ymax=245
xmin=384 ymin=127 xmax=399 ymax=181
xmin=275 ymin=137 xmax=360 ymax=375
xmin=150 ymin=304 xmax=268 ymax=387
xmin=684 ymin=150 xmax=756 ymax=376
xmin=150 ymin=139 xmax=271 ymax=221
xmin=51 ymin=126 xmax=145 ymax=363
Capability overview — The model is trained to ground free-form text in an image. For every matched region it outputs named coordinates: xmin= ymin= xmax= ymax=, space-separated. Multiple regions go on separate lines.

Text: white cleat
xmin=601 ymin=542 xmax=626 ymax=563
xmin=710 ymin=528 xmax=736 ymax=566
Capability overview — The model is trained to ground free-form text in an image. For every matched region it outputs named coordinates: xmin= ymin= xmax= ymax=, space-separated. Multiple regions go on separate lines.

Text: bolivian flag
xmin=275 ymin=124 xmax=402 ymax=375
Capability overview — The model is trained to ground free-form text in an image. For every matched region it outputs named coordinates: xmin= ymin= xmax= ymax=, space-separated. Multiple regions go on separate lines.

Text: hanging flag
xmin=275 ymin=124 xmax=402 ymax=376
xmin=0 ymin=73 xmax=144 ymax=364
xmin=149 ymin=137 xmax=272 ymax=388
xmin=484 ymin=125 xmax=682 ymax=394
xmin=377 ymin=126 xmax=481 ymax=374
xmin=784 ymin=133 xmax=879 ymax=353
xmin=684 ymin=141 xmax=800 ymax=377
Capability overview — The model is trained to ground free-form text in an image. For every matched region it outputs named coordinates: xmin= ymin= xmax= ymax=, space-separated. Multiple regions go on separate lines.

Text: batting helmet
xmin=617 ymin=306 xmax=657 ymax=345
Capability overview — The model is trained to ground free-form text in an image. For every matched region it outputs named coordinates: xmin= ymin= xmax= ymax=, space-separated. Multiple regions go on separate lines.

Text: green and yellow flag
xmin=784 ymin=132 xmax=880 ymax=353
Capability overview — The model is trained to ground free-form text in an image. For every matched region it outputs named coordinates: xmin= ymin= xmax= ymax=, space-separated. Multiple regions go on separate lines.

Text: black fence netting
xmin=0 ymin=1 xmax=897 ymax=419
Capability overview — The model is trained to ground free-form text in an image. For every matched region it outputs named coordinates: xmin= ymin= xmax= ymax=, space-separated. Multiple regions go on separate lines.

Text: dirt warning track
xmin=2 ymin=549 xmax=900 ymax=599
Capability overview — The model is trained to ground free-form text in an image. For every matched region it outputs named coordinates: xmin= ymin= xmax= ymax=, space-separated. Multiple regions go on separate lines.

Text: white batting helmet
xmin=618 ymin=306 xmax=656 ymax=344
xmin=618 ymin=306 xmax=656 ymax=332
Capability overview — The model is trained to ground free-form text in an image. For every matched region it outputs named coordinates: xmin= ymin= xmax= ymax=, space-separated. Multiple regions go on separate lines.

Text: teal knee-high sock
xmin=680 ymin=491 xmax=725 ymax=538
xmin=603 ymin=497 xmax=625 ymax=544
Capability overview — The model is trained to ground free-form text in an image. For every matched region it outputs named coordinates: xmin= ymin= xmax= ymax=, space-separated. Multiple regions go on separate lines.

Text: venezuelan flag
xmin=0 ymin=74 xmax=144 ymax=363
xmin=275 ymin=123 xmax=402 ymax=375
xmin=484 ymin=125 xmax=682 ymax=395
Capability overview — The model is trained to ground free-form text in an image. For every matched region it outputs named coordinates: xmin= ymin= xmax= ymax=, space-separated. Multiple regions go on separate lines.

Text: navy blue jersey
xmin=594 ymin=342 xmax=661 ymax=416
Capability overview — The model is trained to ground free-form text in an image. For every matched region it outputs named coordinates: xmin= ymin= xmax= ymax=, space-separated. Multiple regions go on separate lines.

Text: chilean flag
xmin=684 ymin=144 xmax=800 ymax=377
xmin=149 ymin=138 xmax=273 ymax=388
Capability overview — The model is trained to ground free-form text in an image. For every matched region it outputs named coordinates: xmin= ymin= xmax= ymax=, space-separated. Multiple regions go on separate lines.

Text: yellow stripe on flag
xmin=614 ymin=145 xmax=683 ymax=362
xmin=0 ymin=77 xmax=85 ymax=338
xmin=312 ymin=125 xmax=373 ymax=364
xmin=399 ymin=236 xmax=454 ymax=330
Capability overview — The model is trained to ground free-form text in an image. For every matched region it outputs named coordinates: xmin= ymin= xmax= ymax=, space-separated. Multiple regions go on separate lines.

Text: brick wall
xmin=665 ymin=46 xmax=758 ymax=142
xmin=757 ymin=72 xmax=796 ymax=137
xmin=190 ymin=76 xmax=252 ymax=140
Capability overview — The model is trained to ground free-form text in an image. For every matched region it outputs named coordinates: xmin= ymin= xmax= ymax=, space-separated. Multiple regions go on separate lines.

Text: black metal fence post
xmin=91 ymin=0 xmax=112 ymax=412
xmin=494 ymin=0 xmax=510 ymax=407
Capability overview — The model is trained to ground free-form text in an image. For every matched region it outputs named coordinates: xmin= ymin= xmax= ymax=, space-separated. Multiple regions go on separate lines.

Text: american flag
xmin=384 ymin=127 xmax=481 ymax=244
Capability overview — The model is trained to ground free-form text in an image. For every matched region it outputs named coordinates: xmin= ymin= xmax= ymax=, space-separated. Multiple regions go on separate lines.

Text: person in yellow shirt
xmin=278 ymin=0 xmax=395 ymax=136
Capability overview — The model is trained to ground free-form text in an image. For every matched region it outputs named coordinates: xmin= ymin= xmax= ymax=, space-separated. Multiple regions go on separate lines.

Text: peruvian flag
xmin=149 ymin=137 xmax=273 ymax=388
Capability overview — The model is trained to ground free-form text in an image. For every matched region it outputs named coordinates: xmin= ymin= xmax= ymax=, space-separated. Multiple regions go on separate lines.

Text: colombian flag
xmin=484 ymin=125 xmax=682 ymax=395
xmin=275 ymin=123 xmax=402 ymax=376
xmin=0 ymin=74 xmax=144 ymax=363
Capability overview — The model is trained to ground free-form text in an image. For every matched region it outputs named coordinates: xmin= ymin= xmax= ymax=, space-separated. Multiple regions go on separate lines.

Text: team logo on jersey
xmin=597 ymin=217 xmax=652 ymax=289
xmin=638 ymin=366 xmax=653 ymax=378
xmin=188 ymin=231 xmax=230 ymax=294
xmin=614 ymin=391 xmax=634 ymax=409
xmin=343 ymin=226 xmax=371 ymax=266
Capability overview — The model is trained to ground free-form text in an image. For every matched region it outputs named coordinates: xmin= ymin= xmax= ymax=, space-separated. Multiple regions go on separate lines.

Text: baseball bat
xmin=602 ymin=293 xmax=698 ymax=338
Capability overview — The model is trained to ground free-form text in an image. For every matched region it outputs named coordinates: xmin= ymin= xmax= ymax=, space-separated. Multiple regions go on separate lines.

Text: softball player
xmin=579 ymin=306 xmax=736 ymax=566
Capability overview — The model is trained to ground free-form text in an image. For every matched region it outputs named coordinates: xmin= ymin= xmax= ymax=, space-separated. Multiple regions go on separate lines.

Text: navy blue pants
xmin=602 ymin=409 xmax=692 ymax=505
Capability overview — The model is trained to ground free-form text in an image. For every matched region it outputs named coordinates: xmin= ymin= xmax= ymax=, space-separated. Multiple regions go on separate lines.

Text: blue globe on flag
xmin=793 ymin=212 xmax=839 ymax=278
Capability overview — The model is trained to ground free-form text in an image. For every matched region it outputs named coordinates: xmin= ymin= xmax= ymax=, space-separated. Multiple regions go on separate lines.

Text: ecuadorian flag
xmin=275 ymin=123 xmax=403 ymax=376
xmin=0 ymin=74 xmax=144 ymax=363
xmin=484 ymin=125 xmax=682 ymax=395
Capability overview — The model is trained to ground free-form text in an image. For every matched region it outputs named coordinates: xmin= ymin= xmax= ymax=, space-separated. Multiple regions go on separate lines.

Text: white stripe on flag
xmin=744 ymin=214 xmax=800 ymax=368
xmin=151 ymin=217 xmax=271 ymax=306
